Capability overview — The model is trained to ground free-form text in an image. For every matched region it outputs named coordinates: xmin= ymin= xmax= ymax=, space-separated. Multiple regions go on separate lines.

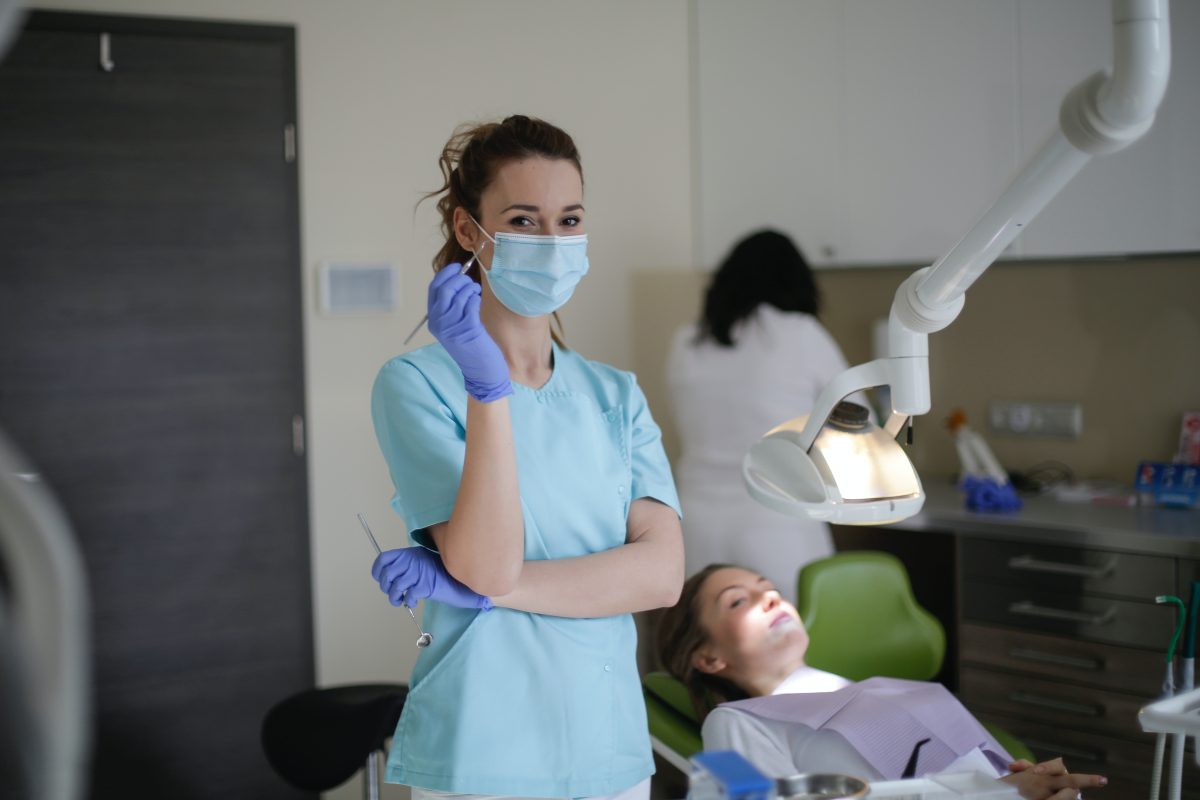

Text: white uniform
xmin=666 ymin=305 xmax=852 ymax=602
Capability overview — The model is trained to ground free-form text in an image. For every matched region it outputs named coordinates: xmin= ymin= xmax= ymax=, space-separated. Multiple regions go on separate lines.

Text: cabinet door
xmin=693 ymin=0 xmax=844 ymax=268
xmin=961 ymin=666 xmax=1150 ymax=741
xmin=1017 ymin=0 xmax=1200 ymax=257
xmin=837 ymin=0 xmax=1020 ymax=266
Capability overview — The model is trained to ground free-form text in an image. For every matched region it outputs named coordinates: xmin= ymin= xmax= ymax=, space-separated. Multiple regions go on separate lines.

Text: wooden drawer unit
xmin=961 ymin=580 xmax=1175 ymax=649
xmin=961 ymin=538 xmax=1175 ymax=600
xmin=953 ymin=534 xmax=1186 ymax=800
xmin=960 ymin=665 xmax=1152 ymax=741
xmin=960 ymin=622 xmax=1163 ymax=696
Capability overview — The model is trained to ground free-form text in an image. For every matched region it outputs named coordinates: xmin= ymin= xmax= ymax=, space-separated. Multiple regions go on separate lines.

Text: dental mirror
xmin=357 ymin=512 xmax=433 ymax=648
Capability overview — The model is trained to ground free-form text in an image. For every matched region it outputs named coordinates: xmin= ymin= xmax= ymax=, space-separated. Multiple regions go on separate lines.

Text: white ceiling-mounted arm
xmin=1094 ymin=0 xmax=1172 ymax=134
xmin=913 ymin=0 xmax=1169 ymax=316
xmin=745 ymin=0 xmax=1171 ymax=524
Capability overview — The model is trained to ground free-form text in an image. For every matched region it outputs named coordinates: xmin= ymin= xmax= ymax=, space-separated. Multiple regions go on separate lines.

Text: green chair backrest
xmin=643 ymin=671 xmax=704 ymax=759
xmin=796 ymin=551 xmax=945 ymax=682
xmin=644 ymin=671 xmax=695 ymax=721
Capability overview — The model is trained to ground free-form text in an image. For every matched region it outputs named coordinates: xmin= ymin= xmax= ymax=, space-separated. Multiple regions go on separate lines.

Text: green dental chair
xmin=643 ymin=551 xmax=1033 ymax=772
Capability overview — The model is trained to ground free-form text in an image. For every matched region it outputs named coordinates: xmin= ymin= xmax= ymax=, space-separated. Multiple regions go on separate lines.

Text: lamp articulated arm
xmin=754 ymin=0 xmax=1172 ymax=523
xmin=794 ymin=0 xmax=1170 ymax=455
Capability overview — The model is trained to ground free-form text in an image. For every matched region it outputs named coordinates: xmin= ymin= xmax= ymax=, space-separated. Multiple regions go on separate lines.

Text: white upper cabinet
xmin=838 ymin=0 xmax=1020 ymax=265
xmin=693 ymin=0 xmax=844 ymax=268
xmin=1016 ymin=0 xmax=1200 ymax=258
xmin=693 ymin=0 xmax=1199 ymax=268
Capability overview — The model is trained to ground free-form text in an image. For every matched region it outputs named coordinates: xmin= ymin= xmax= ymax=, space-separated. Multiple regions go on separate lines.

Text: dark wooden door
xmin=0 ymin=12 xmax=312 ymax=799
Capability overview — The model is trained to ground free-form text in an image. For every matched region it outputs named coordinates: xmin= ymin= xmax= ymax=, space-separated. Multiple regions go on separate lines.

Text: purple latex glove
xmin=427 ymin=263 xmax=512 ymax=403
xmin=960 ymin=475 xmax=1023 ymax=513
xmin=371 ymin=547 xmax=493 ymax=611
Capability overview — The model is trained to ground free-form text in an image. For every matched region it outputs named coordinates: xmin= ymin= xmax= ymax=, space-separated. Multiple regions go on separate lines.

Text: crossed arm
xmin=428 ymin=396 xmax=684 ymax=618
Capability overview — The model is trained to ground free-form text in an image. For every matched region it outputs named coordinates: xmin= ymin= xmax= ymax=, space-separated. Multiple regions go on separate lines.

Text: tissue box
xmin=1135 ymin=461 xmax=1200 ymax=509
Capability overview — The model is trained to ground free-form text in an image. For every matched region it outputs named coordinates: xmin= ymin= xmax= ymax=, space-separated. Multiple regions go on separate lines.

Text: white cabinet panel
xmin=1013 ymin=0 xmax=1200 ymax=257
xmin=694 ymin=0 xmax=844 ymax=268
xmin=838 ymin=0 xmax=1020 ymax=266
xmin=692 ymin=0 xmax=1196 ymax=268
xmin=695 ymin=0 xmax=1021 ymax=269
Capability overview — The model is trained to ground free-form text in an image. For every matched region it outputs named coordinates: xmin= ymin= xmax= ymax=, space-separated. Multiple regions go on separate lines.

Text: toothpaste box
xmin=1135 ymin=461 xmax=1200 ymax=509
xmin=1178 ymin=412 xmax=1200 ymax=465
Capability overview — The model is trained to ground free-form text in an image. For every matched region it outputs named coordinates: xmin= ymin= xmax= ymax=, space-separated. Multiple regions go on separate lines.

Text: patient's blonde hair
xmin=654 ymin=564 xmax=750 ymax=722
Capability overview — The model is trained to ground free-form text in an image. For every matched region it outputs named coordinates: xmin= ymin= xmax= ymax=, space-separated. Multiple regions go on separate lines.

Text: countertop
xmin=885 ymin=481 xmax=1200 ymax=557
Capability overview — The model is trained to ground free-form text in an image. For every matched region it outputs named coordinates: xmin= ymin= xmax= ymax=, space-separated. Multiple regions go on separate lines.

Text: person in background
xmin=655 ymin=565 xmax=1107 ymax=800
xmin=369 ymin=115 xmax=684 ymax=800
xmin=666 ymin=230 xmax=853 ymax=602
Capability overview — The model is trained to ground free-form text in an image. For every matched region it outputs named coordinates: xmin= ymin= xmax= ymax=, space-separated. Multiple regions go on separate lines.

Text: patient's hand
xmin=1000 ymin=757 xmax=1107 ymax=800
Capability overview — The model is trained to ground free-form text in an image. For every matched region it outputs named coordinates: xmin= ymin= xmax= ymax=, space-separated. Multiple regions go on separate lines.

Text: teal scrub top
xmin=371 ymin=341 xmax=681 ymax=798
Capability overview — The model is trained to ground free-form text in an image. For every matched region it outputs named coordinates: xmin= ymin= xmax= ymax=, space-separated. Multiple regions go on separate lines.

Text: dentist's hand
xmin=427 ymin=264 xmax=511 ymax=403
xmin=371 ymin=546 xmax=493 ymax=611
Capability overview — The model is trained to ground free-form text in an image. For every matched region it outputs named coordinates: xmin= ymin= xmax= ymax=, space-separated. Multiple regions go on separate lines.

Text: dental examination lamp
xmin=744 ymin=0 xmax=1171 ymax=525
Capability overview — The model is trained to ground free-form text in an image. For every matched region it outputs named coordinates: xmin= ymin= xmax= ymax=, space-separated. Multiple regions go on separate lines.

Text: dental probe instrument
xmin=1166 ymin=582 xmax=1200 ymax=800
xmin=1150 ymin=595 xmax=1185 ymax=800
xmin=357 ymin=512 xmax=433 ymax=648
xmin=402 ymin=254 xmax=477 ymax=346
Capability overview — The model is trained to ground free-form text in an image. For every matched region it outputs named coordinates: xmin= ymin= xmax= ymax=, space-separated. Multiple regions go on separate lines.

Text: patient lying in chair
xmin=654 ymin=565 xmax=1107 ymax=800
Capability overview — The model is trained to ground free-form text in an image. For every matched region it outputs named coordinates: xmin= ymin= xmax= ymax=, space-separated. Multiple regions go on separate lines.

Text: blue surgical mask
xmin=471 ymin=217 xmax=589 ymax=317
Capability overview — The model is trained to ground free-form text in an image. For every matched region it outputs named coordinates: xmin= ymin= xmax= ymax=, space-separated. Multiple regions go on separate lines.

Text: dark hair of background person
xmin=654 ymin=564 xmax=751 ymax=722
xmin=696 ymin=229 xmax=822 ymax=347
xmin=420 ymin=114 xmax=583 ymax=349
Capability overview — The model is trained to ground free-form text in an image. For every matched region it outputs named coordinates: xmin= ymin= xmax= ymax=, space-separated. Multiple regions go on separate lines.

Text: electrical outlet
xmin=989 ymin=401 xmax=1083 ymax=438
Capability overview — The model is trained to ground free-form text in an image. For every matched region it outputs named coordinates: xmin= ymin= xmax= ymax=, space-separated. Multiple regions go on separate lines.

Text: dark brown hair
xmin=696 ymin=229 xmax=821 ymax=347
xmin=422 ymin=115 xmax=582 ymax=347
xmin=654 ymin=564 xmax=750 ymax=722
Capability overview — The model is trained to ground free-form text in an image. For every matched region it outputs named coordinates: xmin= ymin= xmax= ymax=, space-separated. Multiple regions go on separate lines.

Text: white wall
xmin=29 ymin=1 xmax=694 ymax=796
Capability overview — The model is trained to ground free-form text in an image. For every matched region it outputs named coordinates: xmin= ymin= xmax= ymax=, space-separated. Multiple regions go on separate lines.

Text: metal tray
xmin=776 ymin=773 xmax=870 ymax=800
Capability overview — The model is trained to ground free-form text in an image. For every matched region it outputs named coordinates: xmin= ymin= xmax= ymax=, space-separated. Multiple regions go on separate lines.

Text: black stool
xmin=262 ymin=683 xmax=408 ymax=800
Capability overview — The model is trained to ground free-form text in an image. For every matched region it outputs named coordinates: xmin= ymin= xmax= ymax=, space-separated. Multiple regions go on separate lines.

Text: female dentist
xmin=370 ymin=115 xmax=684 ymax=800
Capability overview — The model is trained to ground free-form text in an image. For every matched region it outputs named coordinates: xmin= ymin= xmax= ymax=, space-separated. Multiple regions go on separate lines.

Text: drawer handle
xmin=1008 ymin=648 xmax=1104 ymax=671
xmin=1018 ymin=738 xmax=1105 ymax=765
xmin=1007 ymin=555 xmax=1117 ymax=579
xmin=1008 ymin=692 xmax=1104 ymax=717
xmin=1008 ymin=601 xmax=1116 ymax=626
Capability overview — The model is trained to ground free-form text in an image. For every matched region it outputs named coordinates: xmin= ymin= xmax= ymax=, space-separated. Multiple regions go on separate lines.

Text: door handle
xmin=1018 ymin=738 xmax=1105 ymax=765
xmin=292 ymin=415 xmax=305 ymax=456
xmin=1008 ymin=601 xmax=1116 ymax=626
xmin=1008 ymin=647 xmax=1104 ymax=671
xmin=1008 ymin=692 xmax=1104 ymax=717
xmin=99 ymin=33 xmax=115 ymax=72
xmin=1008 ymin=555 xmax=1117 ymax=579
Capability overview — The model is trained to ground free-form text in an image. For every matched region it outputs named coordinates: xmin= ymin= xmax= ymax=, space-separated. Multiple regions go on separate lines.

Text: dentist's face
xmin=691 ymin=567 xmax=809 ymax=690
xmin=454 ymin=156 xmax=585 ymax=266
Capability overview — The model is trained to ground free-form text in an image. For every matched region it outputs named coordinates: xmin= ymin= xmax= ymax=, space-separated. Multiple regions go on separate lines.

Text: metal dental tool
xmin=1150 ymin=595 xmax=1185 ymax=800
xmin=401 ymin=254 xmax=478 ymax=346
xmin=357 ymin=512 xmax=433 ymax=648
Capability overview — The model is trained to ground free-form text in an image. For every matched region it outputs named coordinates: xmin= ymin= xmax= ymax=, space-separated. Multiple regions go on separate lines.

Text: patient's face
xmin=693 ymin=567 xmax=810 ymax=693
